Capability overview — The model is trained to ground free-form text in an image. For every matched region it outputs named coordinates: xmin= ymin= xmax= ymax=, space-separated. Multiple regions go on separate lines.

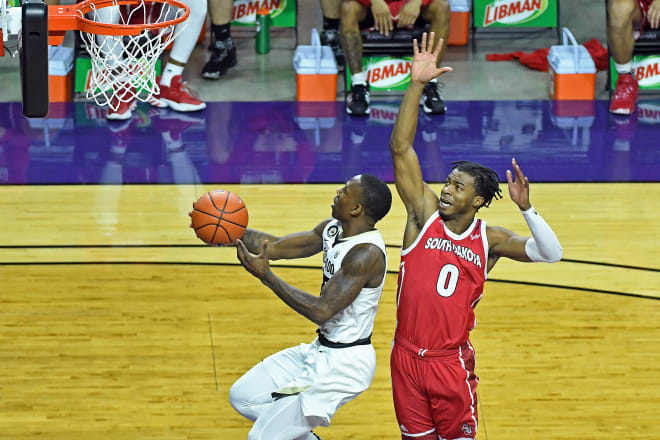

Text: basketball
xmin=189 ymin=190 xmax=249 ymax=245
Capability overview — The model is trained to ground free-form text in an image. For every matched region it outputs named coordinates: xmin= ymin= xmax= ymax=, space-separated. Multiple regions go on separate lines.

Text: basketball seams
xmin=207 ymin=191 xmax=231 ymax=221
xmin=193 ymin=222 xmax=219 ymax=231
xmin=209 ymin=225 xmax=220 ymax=244
xmin=215 ymin=223 xmax=232 ymax=244
xmin=219 ymin=206 xmax=246 ymax=215
xmin=193 ymin=208 xmax=222 ymax=220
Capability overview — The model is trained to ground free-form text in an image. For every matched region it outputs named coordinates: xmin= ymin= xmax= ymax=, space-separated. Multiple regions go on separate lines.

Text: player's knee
xmin=424 ymin=0 xmax=450 ymax=21
xmin=340 ymin=0 xmax=363 ymax=24
xmin=248 ymin=426 xmax=263 ymax=440
xmin=607 ymin=0 xmax=638 ymax=24
xmin=228 ymin=380 xmax=251 ymax=417
xmin=247 ymin=427 xmax=264 ymax=440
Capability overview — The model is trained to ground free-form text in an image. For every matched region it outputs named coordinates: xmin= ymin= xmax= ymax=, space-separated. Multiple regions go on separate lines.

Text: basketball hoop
xmin=48 ymin=0 xmax=190 ymax=109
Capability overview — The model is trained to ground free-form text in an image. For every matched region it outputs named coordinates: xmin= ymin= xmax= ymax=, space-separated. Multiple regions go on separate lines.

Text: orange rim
xmin=48 ymin=0 xmax=190 ymax=40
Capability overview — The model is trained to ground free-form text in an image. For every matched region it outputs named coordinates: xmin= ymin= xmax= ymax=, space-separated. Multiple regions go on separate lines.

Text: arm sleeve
xmin=522 ymin=206 xmax=563 ymax=263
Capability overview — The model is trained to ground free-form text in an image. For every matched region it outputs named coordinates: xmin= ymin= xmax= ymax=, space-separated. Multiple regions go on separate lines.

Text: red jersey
xmin=395 ymin=212 xmax=488 ymax=351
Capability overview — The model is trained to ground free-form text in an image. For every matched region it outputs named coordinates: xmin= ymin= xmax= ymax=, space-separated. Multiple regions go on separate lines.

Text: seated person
xmin=202 ymin=0 xmax=237 ymax=80
xmin=97 ymin=0 xmax=207 ymax=120
xmin=340 ymin=0 xmax=450 ymax=116
xmin=608 ymin=0 xmax=659 ymax=115
xmin=320 ymin=0 xmax=344 ymax=65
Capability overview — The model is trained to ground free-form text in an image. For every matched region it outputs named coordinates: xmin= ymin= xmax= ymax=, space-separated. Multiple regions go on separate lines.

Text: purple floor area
xmin=0 ymin=100 xmax=658 ymax=185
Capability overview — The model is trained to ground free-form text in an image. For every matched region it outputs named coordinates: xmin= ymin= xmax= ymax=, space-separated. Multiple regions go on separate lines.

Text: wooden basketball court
xmin=1 ymin=183 xmax=659 ymax=439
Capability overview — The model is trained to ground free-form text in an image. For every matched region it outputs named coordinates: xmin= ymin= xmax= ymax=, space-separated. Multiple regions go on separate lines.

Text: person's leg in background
xmin=419 ymin=0 xmax=450 ymax=114
xmin=340 ymin=0 xmax=371 ymax=116
xmin=321 ymin=0 xmax=344 ymax=67
xmin=202 ymin=0 xmax=237 ymax=79
xmin=94 ymin=5 xmax=136 ymax=120
xmin=153 ymin=0 xmax=207 ymax=111
xmin=607 ymin=0 xmax=646 ymax=115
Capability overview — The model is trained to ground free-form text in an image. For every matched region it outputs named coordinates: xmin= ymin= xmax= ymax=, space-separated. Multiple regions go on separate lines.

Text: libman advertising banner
xmin=610 ymin=56 xmax=660 ymax=91
xmin=638 ymin=102 xmax=660 ymax=124
xmin=74 ymin=57 xmax=162 ymax=94
xmin=232 ymin=0 xmax=296 ymax=27
xmin=474 ymin=0 xmax=557 ymax=28
xmin=346 ymin=56 xmax=413 ymax=92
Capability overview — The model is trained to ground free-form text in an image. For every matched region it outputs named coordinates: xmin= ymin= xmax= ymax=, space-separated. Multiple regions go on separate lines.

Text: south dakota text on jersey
xmin=424 ymin=237 xmax=483 ymax=269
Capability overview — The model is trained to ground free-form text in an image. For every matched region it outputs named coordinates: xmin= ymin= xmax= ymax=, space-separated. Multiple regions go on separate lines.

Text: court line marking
xmin=0 ymin=245 xmax=657 ymax=273
xmin=1 ymin=261 xmax=657 ymax=301
xmin=208 ymin=313 xmax=219 ymax=392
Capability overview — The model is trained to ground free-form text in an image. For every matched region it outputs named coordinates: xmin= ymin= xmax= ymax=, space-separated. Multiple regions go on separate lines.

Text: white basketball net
xmin=78 ymin=0 xmax=187 ymax=110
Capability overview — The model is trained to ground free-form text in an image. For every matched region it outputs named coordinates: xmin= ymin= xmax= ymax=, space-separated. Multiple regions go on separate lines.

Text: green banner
xmin=75 ymin=57 xmax=161 ymax=94
xmin=474 ymin=0 xmax=557 ymax=28
xmin=610 ymin=56 xmax=660 ymax=90
xmin=231 ymin=0 xmax=296 ymax=28
xmin=346 ymin=56 xmax=413 ymax=92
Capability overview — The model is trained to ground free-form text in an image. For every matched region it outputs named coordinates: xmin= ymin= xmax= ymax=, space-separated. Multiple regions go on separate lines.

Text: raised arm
xmin=390 ymin=33 xmax=452 ymax=233
xmin=487 ymin=158 xmax=562 ymax=269
xmin=240 ymin=219 xmax=331 ymax=260
xmin=236 ymin=241 xmax=385 ymax=325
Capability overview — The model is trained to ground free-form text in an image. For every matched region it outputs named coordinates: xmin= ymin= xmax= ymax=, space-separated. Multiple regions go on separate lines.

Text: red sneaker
xmin=153 ymin=75 xmax=206 ymax=112
xmin=609 ymin=73 xmax=639 ymax=115
xmin=107 ymin=84 xmax=137 ymax=121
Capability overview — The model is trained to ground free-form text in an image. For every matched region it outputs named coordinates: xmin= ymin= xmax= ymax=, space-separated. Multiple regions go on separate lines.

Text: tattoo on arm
xmin=241 ymin=229 xmax=279 ymax=255
xmin=262 ymin=271 xmax=327 ymax=324
xmin=260 ymin=244 xmax=385 ymax=326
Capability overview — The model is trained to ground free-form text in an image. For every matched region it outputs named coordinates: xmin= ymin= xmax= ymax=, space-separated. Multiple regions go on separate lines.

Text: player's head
xmin=439 ymin=161 xmax=502 ymax=218
xmin=332 ymin=174 xmax=392 ymax=224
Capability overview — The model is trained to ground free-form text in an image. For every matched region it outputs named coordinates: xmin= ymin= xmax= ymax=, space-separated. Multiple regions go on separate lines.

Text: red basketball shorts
xmin=355 ymin=0 xmax=434 ymax=17
xmin=390 ymin=336 xmax=478 ymax=439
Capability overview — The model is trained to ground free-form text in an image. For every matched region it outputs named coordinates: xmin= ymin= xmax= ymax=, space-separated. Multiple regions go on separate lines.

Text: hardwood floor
xmin=1 ymin=183 xmax=658 ymax=439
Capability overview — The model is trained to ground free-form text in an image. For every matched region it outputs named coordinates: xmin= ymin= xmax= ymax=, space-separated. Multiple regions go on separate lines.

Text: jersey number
xmin=436 ymin=264 xmax=459 ymax=297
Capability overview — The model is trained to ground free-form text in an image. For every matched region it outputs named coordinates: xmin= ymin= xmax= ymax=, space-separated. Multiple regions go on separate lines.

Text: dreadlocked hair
xmin=451 ymin=161 xmax=503 ymax=210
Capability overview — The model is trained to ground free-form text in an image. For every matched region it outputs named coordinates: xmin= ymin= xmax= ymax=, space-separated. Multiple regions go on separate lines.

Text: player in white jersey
xmin=232 ymin=174 xmax=392 ymax=440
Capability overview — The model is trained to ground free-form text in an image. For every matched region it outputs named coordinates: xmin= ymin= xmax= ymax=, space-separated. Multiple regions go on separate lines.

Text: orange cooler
xmin=448 ymin=0 xmax=470 ymax=46
xmin=48 ymin=46 xmax=74 ymax=102
xmin=294 ymin=29 xmax=338 ymax=102
xmin=547 ymin=28 xmax=596 ymax=100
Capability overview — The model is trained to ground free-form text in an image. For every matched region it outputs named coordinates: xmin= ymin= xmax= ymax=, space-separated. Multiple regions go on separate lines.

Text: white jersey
xmin=318 ymin=220 xmax=387 ymax=343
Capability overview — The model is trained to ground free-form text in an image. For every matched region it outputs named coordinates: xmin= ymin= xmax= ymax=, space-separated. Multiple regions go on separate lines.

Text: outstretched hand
xmin=411 ymin=32 xmax=452 ymax=85
xmin=236 ymin=239 xmax=271 ymax=281
xmin=506 ymin=158 xmax=532 ymax=211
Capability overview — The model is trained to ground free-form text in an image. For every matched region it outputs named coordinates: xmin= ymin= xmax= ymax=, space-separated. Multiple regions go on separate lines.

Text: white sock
xmin=351 ymin=71 xmax=367 ymax=85
xmin=161 ymin=63 xmax=184 ymax=87
xmin=615 ymin=62 xmax=633 ymax=75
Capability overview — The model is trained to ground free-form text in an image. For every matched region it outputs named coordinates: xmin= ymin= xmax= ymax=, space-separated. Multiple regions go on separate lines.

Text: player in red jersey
xmin=388 ymin=33 xmax=563 ymax=440
xmin=608 ymin=0 xmax=660 ymax=115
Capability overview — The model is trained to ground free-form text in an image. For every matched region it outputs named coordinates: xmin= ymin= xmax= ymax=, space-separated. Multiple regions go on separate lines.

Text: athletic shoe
xmin=346 ymin=83 xmax=370 ymax=116
xmin=106 ymin=84 xmax=137 ymax=121
xmin=202 ymin=39 xmax=237 ymax=80
xmin=420 ymin=82 xmax=447 ymax=114
xmin=153 ymin=75 xmax=206 ymax=112
xmin=609 ymin=73 xmax=638 ymax=115
xmin=311 ymin=432 xmax=322 ymax=440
